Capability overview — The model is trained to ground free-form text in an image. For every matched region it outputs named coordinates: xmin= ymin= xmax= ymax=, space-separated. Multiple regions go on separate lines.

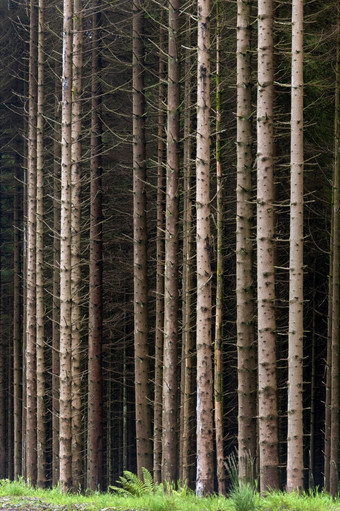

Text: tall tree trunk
xmin=36 ymin=0 xmax=47 ymax=487
xmin=330 ymin=4 xmax=340 ymax=497
xmin=26 ymin=0 xmax=38 ymax=485
xmin=287 ymin=0 xmax=304 ymax=493
xmin=52 ymin=59 xmax=61 ymax=489
xmin=132 ymin=0 xmax=152 ymax=478
xmin=59 ymin=0 xmax=73 ymax=491
xmin=257 ymin=0 xmax=279 ymax=493
xmin=214 ymin=2 xmax=225 ymax=494
xmin=13 ymin=151 xmax=22 ymax=479
xmin=88 ymin=0 xmax=103 ymax=490
xmin=153 ymin=1 xmax=166 ymax=485
xmin=236 ymin=0 xmax=257 ymax=485
xmin=196 ymin=0 xmax=214 ymax=495
xmin=0 ymin=158 xmax=5 ymax=478
xmin=71 ymin=0 xmax=83 ymax=488
xmin=162 ymin=0 xmax=180 ymax=484
xmin=180 ymin=13 xmax=195 ymax=489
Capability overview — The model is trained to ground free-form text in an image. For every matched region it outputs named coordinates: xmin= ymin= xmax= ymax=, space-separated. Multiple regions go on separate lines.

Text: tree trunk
xmin=180 ymin=12 xmax=195 ymax=489
xmin=257 ymin=0 xmax=279 ymax=493
xmin=52 ymin=59 xmax=61 ymax=489
xmin=236 ymin=0 xmax=257 ymax=485
xmin=59 ymin=0 xmax=73 ymax=491
xmin=214 ymin=2 xmax=226 ymax=494
xmin=36 ymin=0 xmax=47 ymax=487
xmin=13 ymin=150 xmax=22 ymax=479
xmin=196 ymin=0 xmax=214 ymax=495
xmin=26 ymin=0 xmax=38 ymax=485
xmin=153 ymin=1 xmax=166 ymax=485
xmin=162 ymin=0 xmax=180 ymax=484
xmin=330 ymin=5 xmax=340 ymax=497
xmin=132 ymin=0 xmax=153 ymax=478
xmin=71 ymin=0 xmax=83 ymax=489
xmin=287 ymin=0 xmax=304 ymax=493
xmin=88 ymin=0 xmax=103 ymax=490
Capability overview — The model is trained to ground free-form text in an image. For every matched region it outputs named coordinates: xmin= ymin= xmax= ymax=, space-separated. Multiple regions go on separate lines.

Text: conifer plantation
xmin=1 ymin=0 xmax=340 ymax=496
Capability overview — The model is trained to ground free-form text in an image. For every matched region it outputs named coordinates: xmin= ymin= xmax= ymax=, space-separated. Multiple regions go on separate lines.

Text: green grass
xmin=0 ymin=479 xmax=340 ymax=511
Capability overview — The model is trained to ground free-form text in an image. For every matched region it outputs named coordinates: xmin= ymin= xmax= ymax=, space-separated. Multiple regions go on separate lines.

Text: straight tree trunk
xmin=0 ymin=157 xmax=5 ymax=478
xmin=330 ymin=5 xmax=340 ymax=497
xmin=36 ymin=0 xmax=47 ymax=487
xmin=52 ymin=59 xmax=61 ymax=489
xmin=162 ymin=0 xmax=180 ymax=484
xmin=214 ymin=3 xmax=226 ymax=494
xmin=26 ymin=0 xmax=38 ymax=485
xmin=153 ymin=1 xmax=166 ymax=485
xmin=59 ymin=0 xmax=73 ymax=491
xmin=132 ymin=0 xmax=153 ymax=477
xmin=257 ymin=0 xmax=279 ymax=493
xmin=236 ymin=0 xmax=257 ymax=485
xmin=180 ymin=13 xmax=195 ymax=489
xmin=88 ymin=0 xmax=103 ymax=490
xmin=71 ymin=0 xmax=83 ymax=488
xmin=287 ymin=0 xmax=304 ymax=493
xmin=196 ymin=0 xmax=214 ymax=495
xmin=13 ymin=151 xmax=22 ymax=479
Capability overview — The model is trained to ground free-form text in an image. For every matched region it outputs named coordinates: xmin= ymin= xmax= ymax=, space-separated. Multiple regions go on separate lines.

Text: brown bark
xmin=214 ymin=3 xmax=225 ymax=494
xmin=88 ymin=0 xmax=103 ymax=490
xmin=59 ymin=0 xmax=73 ymax=491
xmin=162 ymin=0 xmax=180 ymax=484
xmin=71 ymin=0 xmax=83 ymax=488
xmin=153 ymin=1 xmax=166 ymax=485
xmin=180 ymin=13 xmax=195 ymax=489
xmin=132 ymin=0 xmax=153 ymax=477
xmin=0 ymin=160 xmax=5 ymax=478
xmin=13 ymin=151 xmax=22 ymax=479
xmin=36 ymin=0 xmax=47 ymax=488
xmin=196 ymin=0 xmax=214 ymax=496
xmin=52 ymin=59 xmax=61 ymax=489
xmin=26 ymin=0 xmax=38 ymax=485
xmin=257 ymin=0 xmax=279 ymax=493
xmin=287 ymin=0 xmax=304 ymax=493
xmin=236 ymin=0 xmax=257 ymax=485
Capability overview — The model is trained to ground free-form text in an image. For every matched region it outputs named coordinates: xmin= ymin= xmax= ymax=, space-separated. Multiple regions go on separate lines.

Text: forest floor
xmin=1 ymin=479 xmax=340 ymax=511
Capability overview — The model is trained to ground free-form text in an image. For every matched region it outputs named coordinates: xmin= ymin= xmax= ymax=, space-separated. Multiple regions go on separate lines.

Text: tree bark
xmin=26 ymin=0 xmax=38 ymax=485
xmin=13 ymin=150 xmax=22 ymax=479
xmin=59 ymin=0 xmax=73 ymax=491
xmin=287 ymin=0 xmax=304 ymax=493
xmin=153 ymin=1 xmax=166 ymax=485
xmin=162 ymin=0 xmax=180 ymax=484
xmin=71 ymin=0 xmax=83 ymax=489
xmin=52 ymin=58 xmax=61 ymax=489
xmin=132 ymin=0 xmax=153 ymax=477
xmin=36 ymin=0 xmax=47 ymax=487
xmin=180 ymin=12 xmax=195 ymax=489
xmin=88 ymin=0 xmax=103 ymax=490
xmin=196 ymin=0 xmax=214 ymax=496
xmin=214 ymin=2 xmax=226 ymax=494
xmin=257 ymin=0 xmax=279 ymax=493
xmin=236 ymin=0 xmax=257 ymax=485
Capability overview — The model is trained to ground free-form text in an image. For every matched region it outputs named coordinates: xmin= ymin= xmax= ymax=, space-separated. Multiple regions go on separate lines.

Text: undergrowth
xmin=0 ymin=476 xmax=340 ymax=510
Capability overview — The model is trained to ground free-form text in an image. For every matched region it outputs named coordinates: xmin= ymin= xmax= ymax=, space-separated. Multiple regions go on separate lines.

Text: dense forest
xmin=0 ymin=0 xmax=339 ymax=497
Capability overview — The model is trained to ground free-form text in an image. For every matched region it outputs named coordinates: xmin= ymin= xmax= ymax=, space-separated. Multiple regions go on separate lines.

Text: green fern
xmin=109 ymin=468 xmax=158 ymax=497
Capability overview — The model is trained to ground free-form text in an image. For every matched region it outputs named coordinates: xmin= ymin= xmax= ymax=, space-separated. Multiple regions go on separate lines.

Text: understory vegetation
xmin=0 ymin=478 xmax=340 ymax=511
